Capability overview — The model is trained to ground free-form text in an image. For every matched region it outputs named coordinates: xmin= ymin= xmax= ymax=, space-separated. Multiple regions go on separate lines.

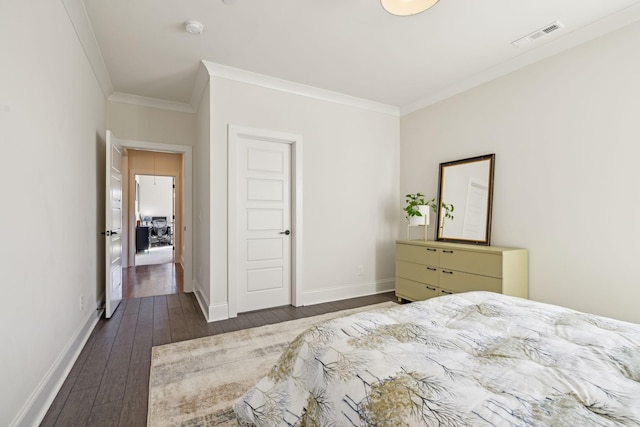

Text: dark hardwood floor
xmin=122 ymin=263 xmax=183 ymax=299
xmin=41 ymin=267 xmax=397 ymax=426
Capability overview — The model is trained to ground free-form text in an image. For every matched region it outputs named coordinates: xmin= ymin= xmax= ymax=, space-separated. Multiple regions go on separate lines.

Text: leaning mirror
xmin=436 ymin=154 xmax=495 ymax=245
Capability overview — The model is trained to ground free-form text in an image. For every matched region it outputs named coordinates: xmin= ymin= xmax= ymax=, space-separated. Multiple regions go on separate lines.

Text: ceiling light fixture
xmin=185 ymin=20 xmax=204 ymax=35
xmin=381 ymin=0 xmax=439 ymax=16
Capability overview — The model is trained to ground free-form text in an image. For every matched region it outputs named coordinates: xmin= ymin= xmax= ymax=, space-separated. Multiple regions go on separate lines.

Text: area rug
xmin=148 ymin=301 xmax=397 ymax=426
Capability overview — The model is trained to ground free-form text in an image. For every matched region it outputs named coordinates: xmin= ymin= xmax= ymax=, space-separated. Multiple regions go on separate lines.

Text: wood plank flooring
xmin=122 ymin=263 xmax=183 ymax=299
xmin=41 ymin=276 xmax=397 ymax=426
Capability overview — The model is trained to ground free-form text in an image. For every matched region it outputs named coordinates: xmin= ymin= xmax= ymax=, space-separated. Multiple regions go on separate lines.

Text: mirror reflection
xmin=436 ymin=154 xmax=495 ymax=245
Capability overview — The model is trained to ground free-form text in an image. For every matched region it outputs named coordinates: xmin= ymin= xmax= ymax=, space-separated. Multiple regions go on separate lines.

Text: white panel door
xmin=105 ymin=130 xmax=123 ymax=318
xmin=237 ymin=139 xmax=292 ymax=312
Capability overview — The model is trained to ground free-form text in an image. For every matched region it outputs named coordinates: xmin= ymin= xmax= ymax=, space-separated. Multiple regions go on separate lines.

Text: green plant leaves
xmin=404 ymin=193 xmax=427 ymax=218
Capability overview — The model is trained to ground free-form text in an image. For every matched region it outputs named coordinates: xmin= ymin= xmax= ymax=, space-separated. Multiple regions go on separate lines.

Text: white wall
xmin=106 ymin=101 xmax=196 ymax=146
xmin=138 ymin=175 xmax=173 ymax=221
xmin=0 ymin=1 xmax=106 ymax=425
xmin=194 ymin=82 xmax=212 ymax=315
xmin=401 ymin=21 xmax=640 ymax=323
xmin=209 ymin=77 xmax=400 ymax=314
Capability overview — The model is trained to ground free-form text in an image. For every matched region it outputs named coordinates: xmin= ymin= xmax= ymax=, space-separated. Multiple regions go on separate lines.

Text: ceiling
xmin=80 ymin=0 xmax=640 ymax=112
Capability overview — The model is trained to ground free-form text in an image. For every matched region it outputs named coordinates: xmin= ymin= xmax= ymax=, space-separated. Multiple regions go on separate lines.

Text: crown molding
xmin=200 ymin=61 xmax=400 ymax=116
xmin=65 ymin=0 xmax=638 ymax=118
xmin=108 ymin=92 xmax=195 ymax=113
xmin=61 ymin=0 xmax=113 ymax=98
xmin=401 ymin=2 xmax=640 ymax=116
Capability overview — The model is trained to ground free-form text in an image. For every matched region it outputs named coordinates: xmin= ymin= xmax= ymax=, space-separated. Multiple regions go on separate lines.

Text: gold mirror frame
xmin=436 ymin=154 xmax=495 ymax=245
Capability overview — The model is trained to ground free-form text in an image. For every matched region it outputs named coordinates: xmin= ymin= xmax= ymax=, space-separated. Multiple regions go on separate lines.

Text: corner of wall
xmin=190 ymin=61 xmax=212 ymax=112
xmin=193 ymin=279 xmax=230 ymax=322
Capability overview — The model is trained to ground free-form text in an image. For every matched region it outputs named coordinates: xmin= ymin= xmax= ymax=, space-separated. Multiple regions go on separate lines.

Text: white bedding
xmin=234 ymin=292 xmax=640 ymax=426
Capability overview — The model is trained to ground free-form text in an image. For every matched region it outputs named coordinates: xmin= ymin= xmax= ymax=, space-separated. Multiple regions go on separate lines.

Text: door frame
xmin=228 ymin=125 xmax=303 ymax=317
xmin=119 ymin=138 xmax=194 ymax=293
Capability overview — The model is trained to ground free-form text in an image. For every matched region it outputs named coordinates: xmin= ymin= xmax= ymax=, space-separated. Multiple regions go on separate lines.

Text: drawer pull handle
xmin=426 ymin=248 xmax=437 ymax=252
xmin=442 ymin=250 xmax=454 ymax=254
xmin=426 ymin=267 xmax=437 ymax=271
xmin=441 ymin=290 xmax=453 ymax=295
xmin=442 ymin=270 xmax=454 ymax=275
xmin=425 ymin=286 xmax=437 ymax=291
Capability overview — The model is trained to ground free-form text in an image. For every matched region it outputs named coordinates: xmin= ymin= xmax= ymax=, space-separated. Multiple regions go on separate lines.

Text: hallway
xmin=122 ymin=263 xmax=183 ymax=299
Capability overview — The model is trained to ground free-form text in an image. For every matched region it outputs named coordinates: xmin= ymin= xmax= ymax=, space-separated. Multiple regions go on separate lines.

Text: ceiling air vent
xmin=512 ymin=21 xmax=564 ymax=48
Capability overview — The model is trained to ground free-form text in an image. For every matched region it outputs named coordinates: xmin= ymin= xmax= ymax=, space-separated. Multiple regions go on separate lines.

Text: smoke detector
xmin=512 ymin=21 xmax=564 ymax=48
xmin=185 ymin=20 xmax=204 ymax=35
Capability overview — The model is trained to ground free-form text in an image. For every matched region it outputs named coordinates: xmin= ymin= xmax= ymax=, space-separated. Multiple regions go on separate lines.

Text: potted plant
xmin=425 ymin=197 xmax=455 ymax=233
xmin=404 ymin=193 xmax=430 ymax=226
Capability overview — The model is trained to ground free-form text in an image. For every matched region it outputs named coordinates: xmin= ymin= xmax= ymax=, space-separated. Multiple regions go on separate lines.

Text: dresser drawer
xmin=439 ymin=249 xmax=502 ymax=278
xmin=396 ymin=244 xmax=439 ymax=265
xmin=439 ymin=269 xmax=502 ymax=293
xmin=395 ymin=278 xmax=440 ymax=301
xmin=396 ymin=260 xmax=438 ymax=285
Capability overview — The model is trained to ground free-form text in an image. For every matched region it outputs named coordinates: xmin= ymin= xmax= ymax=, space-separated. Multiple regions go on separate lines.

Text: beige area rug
xmin=148 ymin=301 xmax=397 ymax=426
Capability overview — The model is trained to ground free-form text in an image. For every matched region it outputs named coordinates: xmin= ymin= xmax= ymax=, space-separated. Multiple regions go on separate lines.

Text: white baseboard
xmin=10 ymin=306 xmax=102 ymax=427
xmin=193 ymin=279 xmax=211 ymax=322
xmin=193 ymin=279 xmax=395 ymax=322
xmin=303 ymin=279 xmax=395 ymax=306
xmin=193 ymin=279 xmax=230 ymax=322
xmin=208 ymin=303 xmax=230 ymax=322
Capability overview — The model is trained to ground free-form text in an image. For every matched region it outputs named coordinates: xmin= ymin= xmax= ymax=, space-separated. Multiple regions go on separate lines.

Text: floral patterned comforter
xmin=234 ymin=292 xmax=640 ymax=426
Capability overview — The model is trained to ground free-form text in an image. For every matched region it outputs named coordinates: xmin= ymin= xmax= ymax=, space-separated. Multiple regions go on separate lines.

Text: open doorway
xmin=123 ymin=149 xmax=186 ymax=299
xmin=134 ymin=174 xmax=175 ymax=266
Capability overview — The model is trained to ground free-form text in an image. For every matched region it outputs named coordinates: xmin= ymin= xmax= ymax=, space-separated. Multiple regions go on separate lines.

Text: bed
xmin=234 ymin=291 xmax=640 ymax=426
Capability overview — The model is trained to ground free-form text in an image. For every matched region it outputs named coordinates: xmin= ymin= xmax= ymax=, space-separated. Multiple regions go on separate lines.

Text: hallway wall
xmin=106 ymin=101 xmax=196 ymax=146
xmin=0 ymin=1 xmax=106 ymax=425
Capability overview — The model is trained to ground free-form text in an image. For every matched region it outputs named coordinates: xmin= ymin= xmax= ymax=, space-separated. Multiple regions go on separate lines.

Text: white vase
xmin=408 ymin=205 xmax=430 ymax=226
